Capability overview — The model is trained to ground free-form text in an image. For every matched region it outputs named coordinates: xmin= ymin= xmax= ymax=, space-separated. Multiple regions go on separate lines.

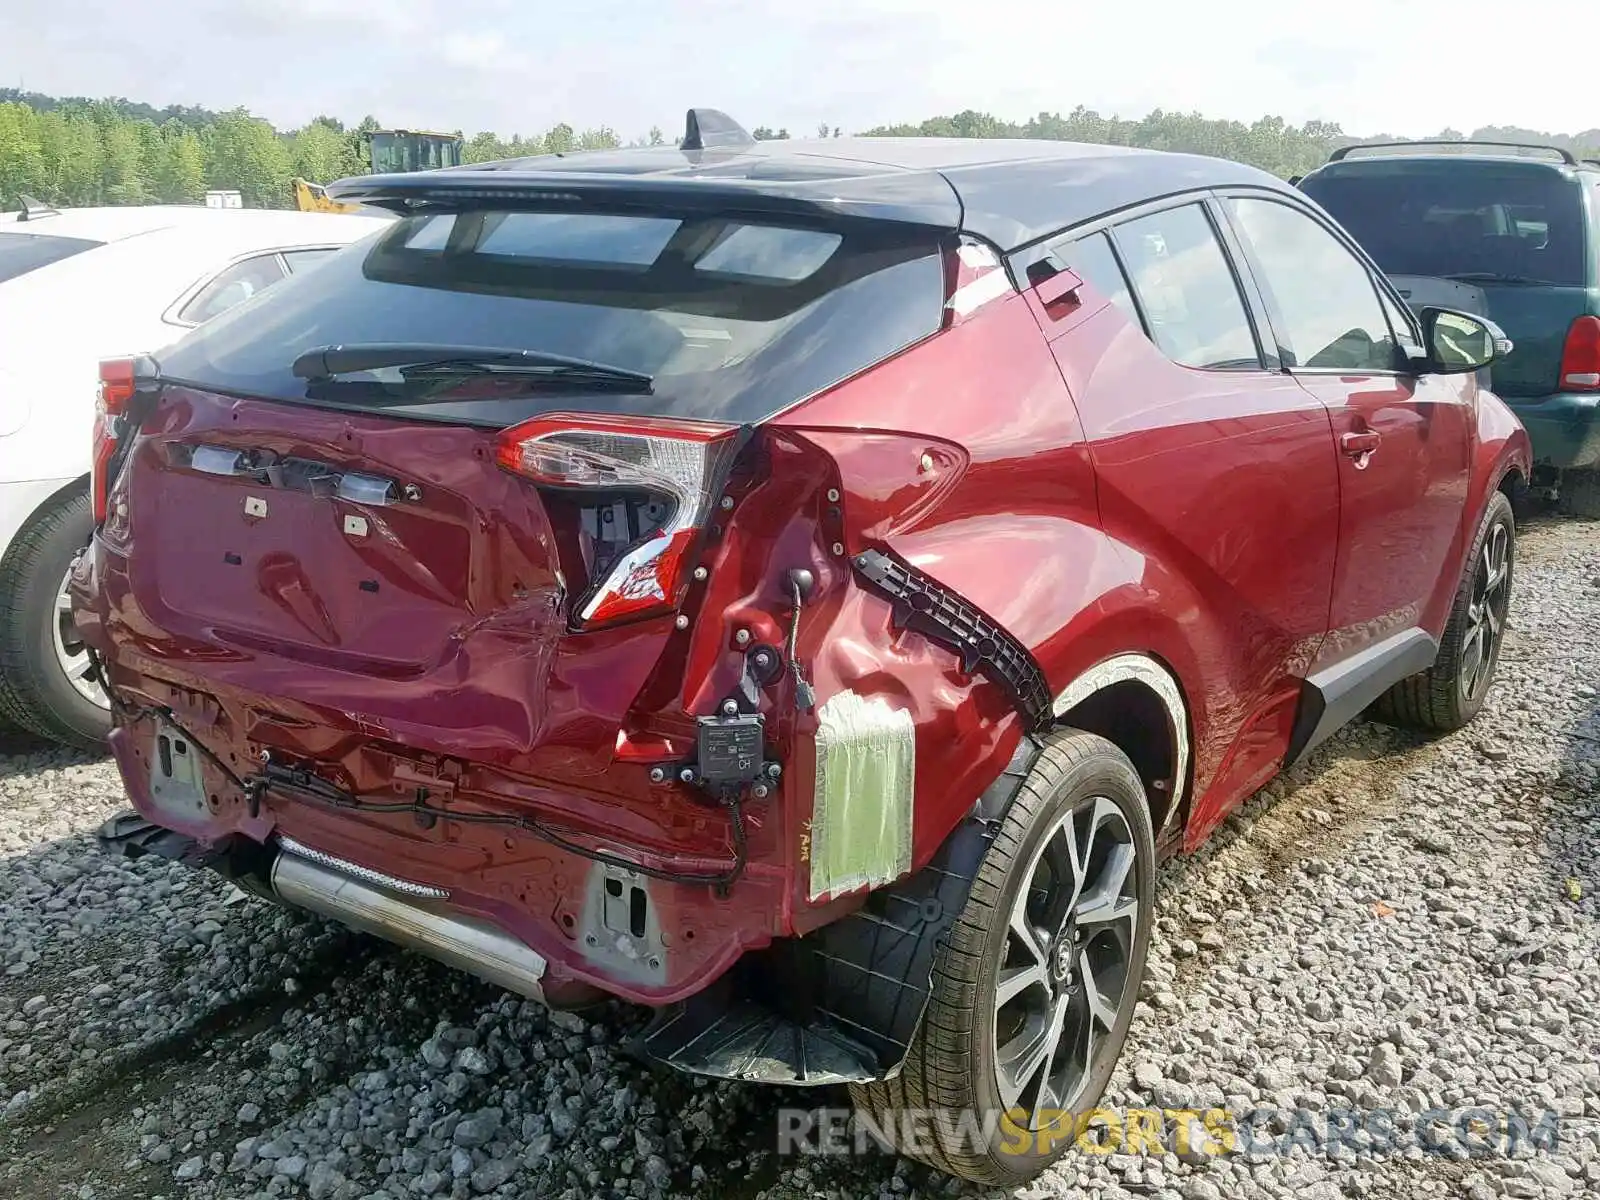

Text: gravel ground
xmin=0 ymin=516 xmax=1596 ymax=1200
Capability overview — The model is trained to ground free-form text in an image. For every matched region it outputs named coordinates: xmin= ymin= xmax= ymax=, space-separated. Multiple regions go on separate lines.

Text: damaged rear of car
xmin=77 ymin=177 xmax=1009 ymax=1017
xmin=76 ymin=123 xmax=1174 ymax=1186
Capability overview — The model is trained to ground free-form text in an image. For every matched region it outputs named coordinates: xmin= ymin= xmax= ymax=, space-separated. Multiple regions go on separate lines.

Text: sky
xmin=1 ymin=0 xmax=1593 ymax=141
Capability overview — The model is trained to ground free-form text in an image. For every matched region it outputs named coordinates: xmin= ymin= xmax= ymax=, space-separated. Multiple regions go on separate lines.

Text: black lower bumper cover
xmin=634 ymin=736 xmax=1041 ymax=1085
xmin=97 ymin=810 xmax=275 ymax=896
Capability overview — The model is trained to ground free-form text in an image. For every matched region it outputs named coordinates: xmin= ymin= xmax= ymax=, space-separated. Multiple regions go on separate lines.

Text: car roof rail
xmin=1329 ymin=140 xmax=1577 ymax=165
xmin=680 ymin=108 xmax=754 ymax=152
xmin=15 ymin=193 xmax=60 ymax=222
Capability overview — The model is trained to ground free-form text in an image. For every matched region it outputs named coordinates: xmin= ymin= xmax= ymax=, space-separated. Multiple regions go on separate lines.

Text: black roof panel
xmin=326 ymin=137 xmax=1294 ymax=251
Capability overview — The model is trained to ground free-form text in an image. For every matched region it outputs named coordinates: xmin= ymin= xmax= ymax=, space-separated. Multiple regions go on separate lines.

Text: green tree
xmin=544 ymin=123 xmax=575 ymax=154
xmin=0 ymin=103 xmax=48 ymax=206
xmin=204 ymin=109 xmax=293 ymax=207
xmin=290 ymin=119 xmax=360 ymax=185
xmin=151 ymin=122 xmax=204 ymax=203
xmin=464 ymin=131 xmax=511 ymax=164
xmin=101 ymin=120 xmax=150 ymax=203
xmin=42 ymin=111 xmax=105 ymax=204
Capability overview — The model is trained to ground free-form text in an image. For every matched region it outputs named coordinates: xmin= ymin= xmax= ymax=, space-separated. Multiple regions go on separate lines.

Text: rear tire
xmin=849 ymin=729 xmax=1155 ymax=1185
xmin=0 ymin=488 xmax=110 ymax=753
xmin=1371 ymin=490 xmax=1515 ymax=733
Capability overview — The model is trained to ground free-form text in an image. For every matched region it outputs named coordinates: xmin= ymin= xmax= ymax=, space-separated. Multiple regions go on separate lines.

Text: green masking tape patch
xmin=809 ymin=690 xmax=915 ymax=902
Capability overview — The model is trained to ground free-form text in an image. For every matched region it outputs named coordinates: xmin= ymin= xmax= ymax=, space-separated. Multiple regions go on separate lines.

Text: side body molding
xmin=1052 ymin=653 xmax=1191 ymax=836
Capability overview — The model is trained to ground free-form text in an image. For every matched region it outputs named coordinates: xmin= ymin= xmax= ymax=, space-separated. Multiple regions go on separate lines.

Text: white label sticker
xmin=343 ymin=514 xmax=369 ymax=537
xmin=243 ymin=496 xmax=267 ymax=518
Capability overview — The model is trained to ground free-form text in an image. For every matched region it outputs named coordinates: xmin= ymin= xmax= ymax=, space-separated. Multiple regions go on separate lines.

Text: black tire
xmin=0 ymin=487 xmax=110 ymax=752
xmin=1371 ymin=489 xmax=1515 ymax=733
xmin=849 ymin=729 xmax=1155 ymax=1185
xmin=1558 ymin=468 xmax=1600 ymax=519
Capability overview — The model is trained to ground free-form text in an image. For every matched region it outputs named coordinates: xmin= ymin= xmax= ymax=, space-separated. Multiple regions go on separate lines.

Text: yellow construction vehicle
xmin=292 ymin=129 xmax=465 ymax=213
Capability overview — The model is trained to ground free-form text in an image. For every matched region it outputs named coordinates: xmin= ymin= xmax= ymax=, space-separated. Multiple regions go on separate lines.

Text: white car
xmin=0 ymin=203 xmax=389 ymax=749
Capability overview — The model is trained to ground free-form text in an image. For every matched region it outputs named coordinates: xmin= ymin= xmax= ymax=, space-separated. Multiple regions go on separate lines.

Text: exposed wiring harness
xmin=85 ymin=648 xmax=750 ymax=891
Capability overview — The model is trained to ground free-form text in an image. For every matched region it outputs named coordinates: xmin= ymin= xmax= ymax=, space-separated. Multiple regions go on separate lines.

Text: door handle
xmin=1340 ymin=430 xmax=1381 ymax=458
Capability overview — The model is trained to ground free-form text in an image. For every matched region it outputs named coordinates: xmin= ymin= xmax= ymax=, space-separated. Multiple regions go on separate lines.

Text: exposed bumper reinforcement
xmin=270 ymin=845 xmax=549 ymax=1004
xmin=96 ymin=810 xmax=548 ymax=1006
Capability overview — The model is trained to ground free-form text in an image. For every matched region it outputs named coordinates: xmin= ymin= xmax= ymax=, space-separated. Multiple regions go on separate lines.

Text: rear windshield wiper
xmin=290 ymin=343 xmax=654 ymax=391
xmin=1440 ymin=272 xmax=1549 ymax=286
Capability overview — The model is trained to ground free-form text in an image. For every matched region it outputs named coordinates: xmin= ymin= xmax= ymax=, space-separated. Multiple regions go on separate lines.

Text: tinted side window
xmin=1299 ymin=167 xmax=1586 ymax=285
xmin=177 ymin=254 xmax=287 ymax=325
xmin=282 ymin=248 xmax=336 ymax=273
xmin=0 ymin=232 xmax=102 ymax=283
xmin=1376 ymin=284 xmax=1422 ymax=356
xmin=1055 ymin=232 xmax=1141 ymax=328
xmin=1227 ymin=198 xmax=1397 ymax=371
xmin=1111 ymin=205 xmax=1261 ymax=370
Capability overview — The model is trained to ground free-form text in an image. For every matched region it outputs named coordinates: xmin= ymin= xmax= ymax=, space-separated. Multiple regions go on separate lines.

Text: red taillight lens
xmin=495 ymin=414 xmax=737 ymax=628
xmin=92 ymin=357 xmax=137 ymax=524
xmin=1559 ymin=316 xmax=1600 ymax=391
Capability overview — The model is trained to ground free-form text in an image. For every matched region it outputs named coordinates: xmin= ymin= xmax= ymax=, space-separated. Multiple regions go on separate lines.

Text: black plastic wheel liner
xmin=634 ymin=735 xmax=1042 ymax=1084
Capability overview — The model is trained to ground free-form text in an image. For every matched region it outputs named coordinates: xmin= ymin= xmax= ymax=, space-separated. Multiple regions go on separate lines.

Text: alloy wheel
xmin=1460 ymin=521 xmax=1511 ymax=704
xmin=51 ymin=563 xmax=107 ymax=710
xmin=993 ymin=796 xmax=1140 ymax=1131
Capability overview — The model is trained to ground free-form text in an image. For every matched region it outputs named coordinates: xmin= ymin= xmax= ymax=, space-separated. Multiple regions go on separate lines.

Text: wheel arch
xmin=1050 ymin=653 xmax=1190 ymax=845
xmin=0 ymin=474 xmax=89 ymax=571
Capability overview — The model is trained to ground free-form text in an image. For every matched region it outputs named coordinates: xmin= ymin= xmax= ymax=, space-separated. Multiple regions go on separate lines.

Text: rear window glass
xmin=158 ymin=209 xmax=945 ymax=424
xmin=1301 ymin=167 xmax=1586 ymax=285
xmin=0 ymin=232 xmax=102 ymax=284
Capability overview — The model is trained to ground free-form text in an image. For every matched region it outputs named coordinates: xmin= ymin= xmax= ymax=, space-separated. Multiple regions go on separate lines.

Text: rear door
xmin=1031 ymin=199 xmax=1341 ymax=840
xmin=1220 ymin=192 xmax=1472 ymax=667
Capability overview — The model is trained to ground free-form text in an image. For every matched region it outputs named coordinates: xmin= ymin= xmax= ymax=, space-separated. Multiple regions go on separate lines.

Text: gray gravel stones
xmin=1 ymin=518 xmax=1597 ymax=1200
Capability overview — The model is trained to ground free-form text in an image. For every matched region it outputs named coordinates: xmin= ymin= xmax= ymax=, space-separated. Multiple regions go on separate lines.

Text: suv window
xmin=177 ymin=254 xmax=287 ymax=325
xmin=159 ymin=209 xmax=945 ymax=424
xmin=1300 ymin=166 xmax=1586 ymax=286
xmin=282 ymin=248 xmax=337 ymax=273
xmin=1227 ymin=198 xmax=1398 ymax=372
xmin=1111 ymin=204 xmax=1261 ymax=370
xmin=1055 ymin=232 xmax=1141 ymax=329
xmin=0 ymin=232 xmax=102 ymax=284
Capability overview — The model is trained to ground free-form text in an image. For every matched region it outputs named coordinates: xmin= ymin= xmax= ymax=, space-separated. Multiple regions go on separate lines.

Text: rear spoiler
xmin=322 ymin=168 xmax=964 ymax=232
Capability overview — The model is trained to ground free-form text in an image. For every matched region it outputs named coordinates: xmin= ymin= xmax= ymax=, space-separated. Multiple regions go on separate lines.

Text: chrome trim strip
xmin=276 ymin=835 xmax=449 ymax=900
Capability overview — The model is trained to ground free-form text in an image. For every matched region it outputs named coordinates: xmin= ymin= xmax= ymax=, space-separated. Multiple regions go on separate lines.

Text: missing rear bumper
xmin=636 ymin=809 xmax=1002 ymax=1084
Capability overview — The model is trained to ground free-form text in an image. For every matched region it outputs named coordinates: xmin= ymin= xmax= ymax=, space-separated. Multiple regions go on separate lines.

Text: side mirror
xmin=1419 ymin=306 xmax=1513 ymax=374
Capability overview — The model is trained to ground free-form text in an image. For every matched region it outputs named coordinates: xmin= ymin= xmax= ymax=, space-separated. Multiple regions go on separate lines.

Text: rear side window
xmin=1055 ymin=232 xmax=1141 ymax=329
xmin=0 ymin=232 xmax=102 ymax=284
xmin=1225 ymin=198 xmax=1398 ymax=371
xmin=1111 ymin=204 xmax=1261 ymax=370
xmin=158 ymin=209 xmax=945 ymax=424
xmin=1300 ymin=166 xmax=1586 ymax=285
xmin=282 ymin=248 xmax=337 ymax=273
xmin=176 ymin=253 xmax=288 ymax=325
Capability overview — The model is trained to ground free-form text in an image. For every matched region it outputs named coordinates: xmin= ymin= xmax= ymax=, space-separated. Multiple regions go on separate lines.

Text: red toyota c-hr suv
xmin=75 ymin=111 xmax=1529 ymax=1183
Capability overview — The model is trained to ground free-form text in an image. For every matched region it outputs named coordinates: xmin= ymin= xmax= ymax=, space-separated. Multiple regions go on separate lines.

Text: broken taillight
xmin=495 ymin=414 xmax=737 ymax=628
xmin=92 ymin=357 xmax=137 ymax=524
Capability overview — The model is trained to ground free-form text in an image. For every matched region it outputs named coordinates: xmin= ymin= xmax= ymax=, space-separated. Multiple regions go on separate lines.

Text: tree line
xmin=3 ymin=88 xmax=1599 ymax=212
xmin=0 ymin=94 xmax=635 ymax=211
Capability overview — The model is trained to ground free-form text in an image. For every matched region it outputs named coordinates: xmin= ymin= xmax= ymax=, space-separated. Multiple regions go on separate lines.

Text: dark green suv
xmin=1299 ymin=141 xmax=1600 ymax=514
